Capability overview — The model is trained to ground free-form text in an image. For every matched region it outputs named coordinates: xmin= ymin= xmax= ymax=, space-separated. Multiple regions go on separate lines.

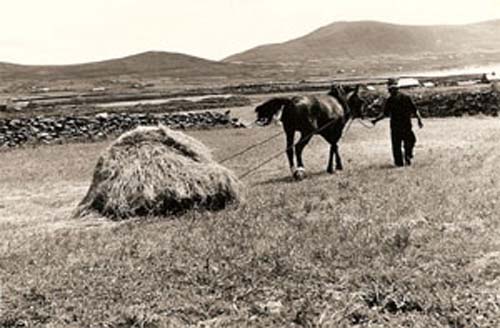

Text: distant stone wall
xmin=364 ymin=89 xmax=500 ymax=117
xmin=0 ymin=111 xmax=244 ymax=149
xmin=1 ymin=95 xmax=251 ymax=119
xmin=416 ymin=90 xmax=500 ymax=117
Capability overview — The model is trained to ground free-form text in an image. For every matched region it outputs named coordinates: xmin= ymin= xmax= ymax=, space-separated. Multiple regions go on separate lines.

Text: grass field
xmin=1 ymin=115 xmax=500 ymax=327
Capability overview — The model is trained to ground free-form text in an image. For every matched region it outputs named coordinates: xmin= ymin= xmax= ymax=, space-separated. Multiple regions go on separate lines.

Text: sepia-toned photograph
xmin=1 ymin=0 xmax=500 ymax=326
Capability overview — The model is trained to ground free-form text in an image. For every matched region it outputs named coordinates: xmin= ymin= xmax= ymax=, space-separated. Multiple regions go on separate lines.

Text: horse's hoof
xmin=293 ymin=171 xmax=305 ymax=180
xmin=327 ymin=167 xmax=334 ymax=174
xmin=293 ymin=168 xmax=306 ymax=181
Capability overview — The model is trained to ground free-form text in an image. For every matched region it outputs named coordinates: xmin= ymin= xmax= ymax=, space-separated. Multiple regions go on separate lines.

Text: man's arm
xmin=407 ymin=95 xmax=423 ymax=128
xmin=371 ymin=98 xmax=389 ymax=125
xmin=416 ymin=109 xmax=423 ymax=128
xmin=371 ymin=112 xmax=385 ymax=125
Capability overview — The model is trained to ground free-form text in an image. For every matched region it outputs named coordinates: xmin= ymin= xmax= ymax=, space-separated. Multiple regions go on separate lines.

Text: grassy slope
xmin=1 ymin=116 xmax=500 ymax=327
xmin=224 ymin=20 xmax=500 ymax=63
xmin=0 ymin=51 xmax=253 ymax=81
xmin=223 ymin=20 xmax=500 ymax=77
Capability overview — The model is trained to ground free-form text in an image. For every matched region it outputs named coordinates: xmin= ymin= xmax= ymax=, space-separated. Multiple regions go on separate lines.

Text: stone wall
xmin=0 ymin=111 xmax=243 ymax=149
xmin=364 ymin=89 xmax=500 ymax=117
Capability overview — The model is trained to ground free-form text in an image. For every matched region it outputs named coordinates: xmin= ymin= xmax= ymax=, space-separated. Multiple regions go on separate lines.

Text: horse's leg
xmin=326 ymin=144 xmax=342 ymax=173
xmin=324 ymin=130 xmax=342 ymax=173
xmin=285 ymin=130 xmax=296 ymax=174
xmin=295 ymin=134 xmax=313 ymax=170
xmin=334 ymin=143 xmax=343 ymax=170
xmin=327 ymin=145 xmax=335 ymax=174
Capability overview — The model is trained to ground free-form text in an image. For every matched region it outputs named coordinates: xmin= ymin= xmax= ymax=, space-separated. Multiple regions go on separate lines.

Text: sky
xmin=1 ymin=0 xmax=499 ymax=65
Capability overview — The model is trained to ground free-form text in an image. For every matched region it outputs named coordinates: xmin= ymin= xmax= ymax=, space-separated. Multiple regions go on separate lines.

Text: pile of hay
xmin=75 ymin=125 xmax=242 ymax=219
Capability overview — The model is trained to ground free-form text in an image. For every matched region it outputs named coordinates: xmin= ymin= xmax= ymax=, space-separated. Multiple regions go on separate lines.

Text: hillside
xmin=0 ymin=51 xmax=253 ymax=81
xmin=224 ymin=20 xmax=500 ymax=72
xmin=1 ymin=20 xmax=500 ymax=84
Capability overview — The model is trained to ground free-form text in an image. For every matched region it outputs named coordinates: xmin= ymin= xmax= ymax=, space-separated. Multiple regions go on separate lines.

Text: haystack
xmin=75 ymin=125 xmax=242 ymax=219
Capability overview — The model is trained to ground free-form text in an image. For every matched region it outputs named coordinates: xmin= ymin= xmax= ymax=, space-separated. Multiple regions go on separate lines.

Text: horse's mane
xmin=329 ymin=84 xmax=364 ymax=118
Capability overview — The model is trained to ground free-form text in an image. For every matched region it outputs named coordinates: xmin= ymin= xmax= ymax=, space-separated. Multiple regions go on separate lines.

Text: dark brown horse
xmin=255 ymin=85 xmax=365 ymax=179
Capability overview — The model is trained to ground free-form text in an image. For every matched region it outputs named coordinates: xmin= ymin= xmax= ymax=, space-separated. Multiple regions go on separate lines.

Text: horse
xmin=255 ymin=84 xmax=365 ymax=180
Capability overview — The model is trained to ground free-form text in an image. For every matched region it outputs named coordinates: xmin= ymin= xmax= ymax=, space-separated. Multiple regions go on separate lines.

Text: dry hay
xmin=75 ymin=125 xmax=242 ymax=219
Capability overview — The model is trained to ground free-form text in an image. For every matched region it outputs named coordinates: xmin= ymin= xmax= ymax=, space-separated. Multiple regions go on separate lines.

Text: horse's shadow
xmin=255 ymin=170 xmax=332 ymax=186
xmin=376 ymin=163 xmax=398 ymax=170
xmin=254 ymin=162 xmax=419 ymax=186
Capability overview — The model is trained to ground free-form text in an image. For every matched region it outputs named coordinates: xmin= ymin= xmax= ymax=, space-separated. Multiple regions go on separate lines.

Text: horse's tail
xmin=255 ymin=97 xmax=295 ymax=125
xmin=270 ymin=97 xmax=295 ymax=115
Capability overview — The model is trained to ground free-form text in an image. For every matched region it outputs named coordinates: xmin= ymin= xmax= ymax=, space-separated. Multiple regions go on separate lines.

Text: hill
xmin=0 ymin=51 xmax=253 ymax=81
xmin=224 ymin=20 xmax=500 ymax=74
xmin=2 ymin=20 xmax=500 ymax=84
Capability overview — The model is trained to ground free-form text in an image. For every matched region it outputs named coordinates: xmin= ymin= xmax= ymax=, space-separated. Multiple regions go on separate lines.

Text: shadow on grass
xmin=376 ymin=163 xmax=399 ymax=170
xmin=255 ymin=169 xmax=332 ymax=186
xmin=254 ymin=159 xmax=432 ymax=186
xmin=366 ymin=161 xmax=432 ymax=171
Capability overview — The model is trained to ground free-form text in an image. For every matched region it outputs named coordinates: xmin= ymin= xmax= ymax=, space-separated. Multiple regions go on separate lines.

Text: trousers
xmin=391 ymin=130 xmax=416 ymax=166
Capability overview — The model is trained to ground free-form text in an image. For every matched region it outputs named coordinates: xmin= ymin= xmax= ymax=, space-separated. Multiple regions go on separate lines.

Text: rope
xmin=222 ymin=94 xmax=375 ymax=179
xmin=219 ymin=129 xmax=284 ymax=163
xmin=236 ymin=117 xmax=349 ymax=180
xmin=238 ymin=149 xmax=287 ymax=179
xmin=341 ymin=116 xmax=356 ymax=137
xmin=356 ymin=118 xmax=375 ymax=129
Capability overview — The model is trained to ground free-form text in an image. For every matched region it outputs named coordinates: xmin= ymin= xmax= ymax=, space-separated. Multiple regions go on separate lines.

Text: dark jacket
xmin=383 ymin=92 xmax=417 ymax=133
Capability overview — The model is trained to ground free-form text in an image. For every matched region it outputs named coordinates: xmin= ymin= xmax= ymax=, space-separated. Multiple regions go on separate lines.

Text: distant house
xmin=31 ymin=86 xmax=51 ymax=93
xmin=397 ymin=78 xmax=421 ymax=88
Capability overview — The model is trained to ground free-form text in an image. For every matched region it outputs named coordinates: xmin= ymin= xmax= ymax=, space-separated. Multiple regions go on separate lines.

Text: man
xmin=371 ymin=78 xmax=423 ymax=166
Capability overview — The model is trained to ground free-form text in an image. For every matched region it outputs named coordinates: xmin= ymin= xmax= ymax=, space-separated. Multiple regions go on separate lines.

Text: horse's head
xmin=328 ymin=83 xmax=346 ymax=100
xmin=255 ymin=98 xmax=287 ymax=126
xmin=329 ymin=83 xmax=366 ymax=119
xmin=346 ymin=85 xmax=367 ymax=119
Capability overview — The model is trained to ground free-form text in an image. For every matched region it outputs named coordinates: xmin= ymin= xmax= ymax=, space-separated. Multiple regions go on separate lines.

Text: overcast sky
xmin=1 ymin=0 xmax=499 ymax=65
